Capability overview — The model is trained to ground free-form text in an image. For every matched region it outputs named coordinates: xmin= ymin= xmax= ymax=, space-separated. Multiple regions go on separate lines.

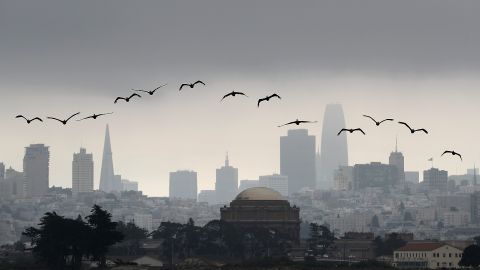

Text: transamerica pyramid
xmin=99 ymin=125 xmax=115 ymax=192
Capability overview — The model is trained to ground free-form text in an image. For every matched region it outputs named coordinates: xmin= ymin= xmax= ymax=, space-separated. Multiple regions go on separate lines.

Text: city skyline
xmin=1 ymin=1 xmax=479 ymax=197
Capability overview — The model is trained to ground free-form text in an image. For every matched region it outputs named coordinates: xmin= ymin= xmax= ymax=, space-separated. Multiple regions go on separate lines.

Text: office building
xmin=72 ymin=148 xmax=94 ymax=195
xmin=198 ymin=190 xmax=217 ymax=205
xmin=239 ymin=179 xmax=260 ymax=192
xmin=169 ymin=170 xmax=197 ymax=200
xmin=215 ymin=154 xmax=238 ymax=204
xmin=99 ymin=125 xmax=116 ymax=192
xmin=23 ymin=144 xmax=49 ymax=197
xmin=353 ymin=162 xmax=398 ymax=190
xmin=259 ymin=174 xmax=288 ymax=196
xmin=334 ymin=165 xmax=354 ymax=191
xmin=389 ymin=139 xmax=405 ymax=185
xmin=405 ymin=171 xmax=420 ymax=184
xmin=424 ymin=168 xmax=448 ymax=192
xmin=280 ymin=129 xmax=316 ymax=195
xmin=122 ymin=179 xmax=138 ymax=192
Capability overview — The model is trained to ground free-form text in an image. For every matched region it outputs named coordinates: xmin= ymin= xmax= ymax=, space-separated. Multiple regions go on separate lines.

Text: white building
xmin=443 ymin=211 xmax=470 ymax=227
xmin=72 ymin=148 xmax=94 ymax=195
xmin=259 ymin=174 xmax=288 ymax=196
xmin=334 ymin=166 xmax=353 ymax=191
xmin=122 ymin=179 xmax=138 ymax=192
xmin=394 ymin=242 xmax=463 ymax=269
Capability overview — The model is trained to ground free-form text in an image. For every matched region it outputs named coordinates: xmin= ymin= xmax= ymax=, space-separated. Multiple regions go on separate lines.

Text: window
xmin=449 ymin=253 xmax=451 ymax=257
xmin=443 ymin=253 xmax=445 ymax=257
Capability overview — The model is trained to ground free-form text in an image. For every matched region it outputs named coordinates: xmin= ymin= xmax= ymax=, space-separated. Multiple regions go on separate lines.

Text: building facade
xmin=394 ymin=242 xmax=463 ymax=269
xmin=72 ymin=148 xmax=94 ymax=195
xmin=280 ymin=129 xmax=316 ymax=195
xmin=221 ymin=187 xmax=300 ymax=244
xmin=424 ymin=168 xmax=448 ymax=193
xmin=334 ymin=165 xmax=353 ymax=191
xmin=353 ymin=162 xmax=398 ymax=190
xmin=389 ymin=140 xmax=405 ymax=186
xmin=259 ymin=174 xmax=288 ymax=196
xmin=169 ymin=170 xmax=197 ymax=200
xmin=23 ymin=144 xmax=50 ymax=197
xmin=215 ymin=154 xmax=238 ymax=204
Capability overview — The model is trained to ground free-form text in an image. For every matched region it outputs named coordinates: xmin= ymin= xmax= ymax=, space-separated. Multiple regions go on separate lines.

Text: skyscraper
xmin=99 ymin=125 xmax=116 ymax=192
xmin=72 ymin=148 xmax=94 ymax=195
xmin=319 ymin=104 xmax=348 ymax=189
xmin=169 ymin=170 xmax=198 ymax=200
xmin=389 ymin=138 xmax=405 ymax=185
xmin=23 ymin=144 xmax=50 ymax=197
xmin=259 ymin=174 xmax=289 ymax=196
xmin=280 ymin=129 xmax=316 ymax=195
xmin=0 ymin=167 xmax=25 ymax=199
xmin=0 ymin=162 xmax=4 ymax=180
xmin=215 ymin=154 xmax=238 ymax=203
xmin=424 ymin=168 xmax=448 ymax=192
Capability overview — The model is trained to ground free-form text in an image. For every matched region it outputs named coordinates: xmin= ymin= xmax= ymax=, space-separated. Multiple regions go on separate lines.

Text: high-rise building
xmin=424 ymin=168 xmax=448 ymax=192
xmin=198 ymin=190 xmax=217 ymax=205
xmin=389 ymin=139 xmax=405 ymax=185
xmin=215 ymin=154 xmax=238 ymax=204
xmin=99 ymin=125 xmax=116 ymax=193
xmin=259 ymin=174 xmax=289 ymax=196
xmin=239 ymin=179 xmax=260 ymax=192
xmin=0 ymin=163 xmax=4 ymax=180
xmin=280 ymin=129 xmax=316 ymax=195
xmin=23 ymin=144 xmax=49 ymax=197
xmin=471 ymin=192 xmax=480 ymax=224
xmin=121 ymin=179 xmax=138 ymax=192
xmin=72 ymin=148 xmax=94 ymax=195
xmin=169 ymin=170 xmax=198 ymax=200
xmin=353 ymin=162 xmax=398 ymax=190
xmin=405 ymin=171 xmax=420 ymax=184
xmin=334 ymin=165 xmax=354 ymax=191
xmin=0 ymin=167 xmax=25 ymax=199
xmin=319 ymin=104 xmax=348 ymax=189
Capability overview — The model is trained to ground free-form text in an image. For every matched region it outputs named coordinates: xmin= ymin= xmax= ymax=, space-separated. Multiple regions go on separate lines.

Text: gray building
xmin=0 ymin=167 xmax=25 ymax=199
xmin=72 ymin=148 xmax=94 ymax=195
xmin=405 ymin=171 xmax=420 ymax=184
xmin=198 ymin=190 xmax=217 ymax=205
xmin=424 ymin=168 xmax=448 ymax=192
xmin=215 ymin=154 xmax=238 ymax=203
xmin=122 ymin=179 xmax=138 ymax=192
xmin=23 ymin=144 xmax=49 ymax=197
xmin=259 ymin=174 xmax=288 ymax=196
xmin=0 ymin=163 xmax=4 ymax=180
xmin=318 ymin=104 xmax=348 ymax=189
xmin=353 ymin=162 xmax=398 ymax=190
xmin=99 ymin=125 xmax=117 ymax=193
xmin=169 ymin=170 xmax=198 ymax=200
xmin=280 ymin=129 xmax=316 ymax=195
xmin=471 ymin=192 xmax=480 ymax=224
xmin=389 ymin=140 xmax=405 ymax=185
xmin=239 ymin=179 xmax=260 ymax=192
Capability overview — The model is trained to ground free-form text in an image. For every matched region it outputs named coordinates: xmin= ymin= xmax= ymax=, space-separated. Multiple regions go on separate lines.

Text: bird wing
xmin=179 ymin=84 xmax=189 ymax=90
xmin=65 ymin=112 xmax=80 ymax=122
xmin=193 ymin=80 xmax=205 ymax=86
xmin=77 ymin=115 xmax=93 ymax=121
xmin=238 ymin=92 xmax=248 ymax=97
xmin=15 ymin=115 xmax=27 ymax=120
xmin=98 ymin=112 xmax=113 ymax=117
xmin=47 ymin=117 xmax=64 ymax=123
xmin=257 ymin=97 xmax=267 ymax=107
xmin=301 ymin=120 xmax=317 ymax=124
xmin=32 ymin=117 xmax=43 ymax=122
xmin=415 ymin=129 xmax=428 ymax=134
xmin=363 ymin=115 xmax=377 ymax=123
xmin=221 ymin=92 xmax=233 ymax=101
xmin=114 ymin=97 xmax=125 ymax=103
xmin=441 ymin=151 xmax=452 ymax=156
xmin=132 ymin=89 xmax=148 ymax=93
xmin=456 ymin=153 xmax=463 ymax=161
xmin=354 ymin=128 xmax=366 ymax=135
xmin=270 ymin=94 xmax=281 ymax=99
xmin=337 ymin=129 xmax=348 ymax=136
xmin=378 ymin=118 xmax=394 ymax=124
xmin=129 ymin=93 xmax=141 ymax=99
xmin=152 ymin=83 xmax=168 ymax=92
xmin=278 ymin=121 xmax=295 ymax=127
xmin=398 ymin=121 xmax=413 ymax=131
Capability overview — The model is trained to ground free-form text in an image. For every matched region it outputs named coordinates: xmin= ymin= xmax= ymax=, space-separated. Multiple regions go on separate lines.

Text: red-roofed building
xmin=393 ymin=242 xmax=463 ymax=269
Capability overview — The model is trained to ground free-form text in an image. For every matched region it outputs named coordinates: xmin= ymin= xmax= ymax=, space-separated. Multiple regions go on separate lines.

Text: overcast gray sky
xmin=1 ymin=0 xmax=479 ymax=196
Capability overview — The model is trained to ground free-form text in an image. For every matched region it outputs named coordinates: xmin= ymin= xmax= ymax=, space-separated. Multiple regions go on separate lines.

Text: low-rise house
xmin=393 ymin=242 xmax=463 ymax=269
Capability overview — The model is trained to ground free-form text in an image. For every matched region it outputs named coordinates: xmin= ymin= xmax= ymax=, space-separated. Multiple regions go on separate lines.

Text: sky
xmin=1 ymin=0 xmax=479 ymax=196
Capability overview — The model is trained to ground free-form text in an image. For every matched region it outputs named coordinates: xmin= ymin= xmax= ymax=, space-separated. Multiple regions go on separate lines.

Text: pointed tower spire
xmin=225 ymin=151 xmax=229 ymax=167
xmin=395 ymin=136 xmax=398 ymax=152
xmin=474 ymin=164 xmax=477 ymax=186
xmin=99 ymin=125 xmax=115 ymax=192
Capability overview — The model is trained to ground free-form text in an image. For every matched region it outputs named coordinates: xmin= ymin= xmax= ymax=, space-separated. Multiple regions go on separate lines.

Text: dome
xmin=234 ymin=187 xmax=285 ymax=201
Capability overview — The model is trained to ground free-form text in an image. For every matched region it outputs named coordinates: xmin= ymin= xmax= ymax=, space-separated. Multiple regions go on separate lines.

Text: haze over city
xmin=1 ymin=0 xmax=480 ymax=197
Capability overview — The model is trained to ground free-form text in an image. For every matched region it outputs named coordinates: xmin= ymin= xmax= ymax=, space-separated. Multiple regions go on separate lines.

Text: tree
xmin=459 ymin=244 xmax=480 ymax=267
xmin=86 ymin=205 xmax=124 ymax=267
xmin=307 ymin=223 xmax=335 ymax=256
xmin=473 ymin=235 xmax=480 ymax=246
xmin=113 ymin=221 xmax=148 ymax=256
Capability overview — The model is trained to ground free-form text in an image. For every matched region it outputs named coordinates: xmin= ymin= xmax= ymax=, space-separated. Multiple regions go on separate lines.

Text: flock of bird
xmin=15 ymin=80 xmax=463 ymax=162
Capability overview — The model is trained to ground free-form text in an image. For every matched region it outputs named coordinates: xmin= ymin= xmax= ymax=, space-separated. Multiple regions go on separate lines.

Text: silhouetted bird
xmin=442 ymin=150 xmax=463 ymax=161
xmin=114 ymin=93 xmax=141 ymax=104
xmin=132 ymin=83 xmax=167 ymax=95
xmin=257 ymin=94 xmax=281 ymax=107
xmin=15 ymin=115 xmax=43 ymax=124
xmin=337 ymin=128 xmax=366 ymax=136
xmin=363 ymin=115 xmax=394 ymax=126
xmin=47 ymin=112 xmax=80 ymax=125
xmin=221 ymin=91 xmax=248 ymax=101
xmin=278 ymin=119 xmax=317 ymax=127
xmin=398 ymin=122 xmax=428 ymax=134
xmin=77 ymin=112 xmax=113 ymax=121
xmin=179 ymin=81 xmax=205 ymax=90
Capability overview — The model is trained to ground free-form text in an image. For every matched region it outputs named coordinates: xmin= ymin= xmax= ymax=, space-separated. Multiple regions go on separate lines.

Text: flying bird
xmin=179 ymin=80 xmax=205 ymax=90
xmin=221 ymin=91 xmax=248 ymax=101
xmin=77 ymin=112 xmax=113 ymax=121
xmin=441 ymin=150 xmax=463 ymax=161
xmin=277 ymin=119 xmax=317 ymax=127
xmin=363 ymin=115 xmax=394 ymax=126
xmin=47 ymin=112 xmax=80 ymax=125
xmin=132 ymin=83 xmax=168 ymax=95
xmin=114 ymin=93 xmax=141 ymax=104
xmin=337 ymin=128 xmax=366 ymax=136
xmin=15 ymin=115 xmax=43 ymax=124
xmin=257 ymin=94 xmax=281 ymax=107
xmin=398 ymin=122 xmax=428 ymax=134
